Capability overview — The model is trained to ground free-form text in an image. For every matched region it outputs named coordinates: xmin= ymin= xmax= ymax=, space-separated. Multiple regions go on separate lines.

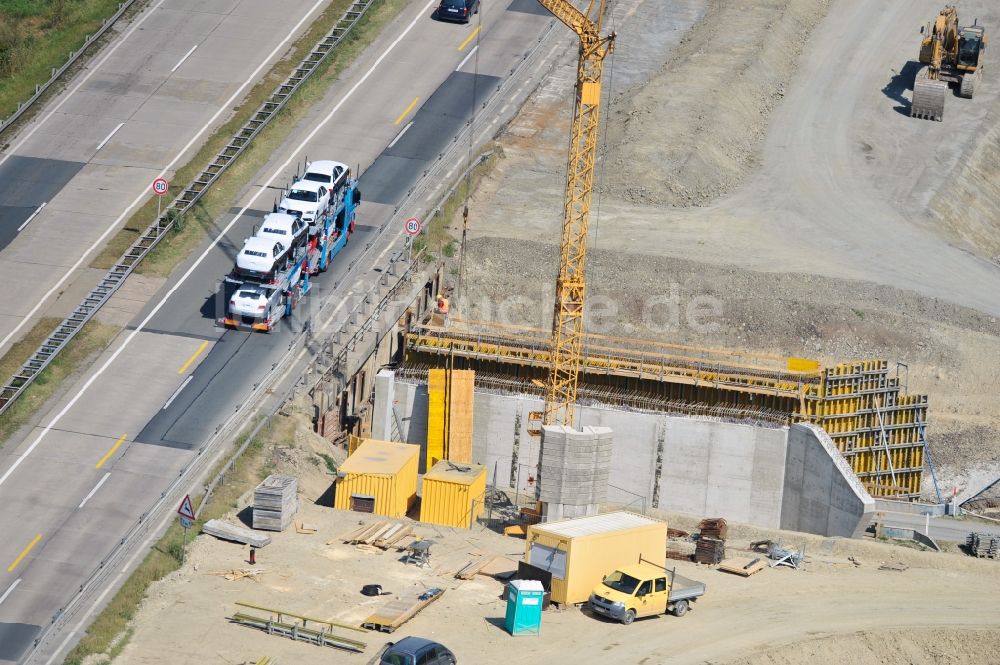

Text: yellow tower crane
xmin=530 ymin=0 xmax=615 ymax=431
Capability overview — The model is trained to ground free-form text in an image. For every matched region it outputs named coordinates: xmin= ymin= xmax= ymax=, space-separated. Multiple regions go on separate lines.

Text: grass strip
xmin=0 ymin=0 xmax=148 ymax=129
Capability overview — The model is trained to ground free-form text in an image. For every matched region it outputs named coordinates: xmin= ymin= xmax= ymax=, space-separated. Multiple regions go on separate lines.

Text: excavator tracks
xmin=911 ymin=66 xmax=947 ymax=121
xmin=959 ymin=67 xmax=982 ymax=98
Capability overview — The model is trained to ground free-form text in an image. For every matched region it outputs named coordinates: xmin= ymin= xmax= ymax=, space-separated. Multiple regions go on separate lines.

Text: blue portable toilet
xmin=504 ymin=579 xmax=544 ymax=636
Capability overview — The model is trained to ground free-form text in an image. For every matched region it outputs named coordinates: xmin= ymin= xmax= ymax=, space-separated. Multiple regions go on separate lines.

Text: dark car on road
xmin=436 ymin=0 xmax=479 ymax=23
xmin=379 ymin=636 xmax=456 ymax=665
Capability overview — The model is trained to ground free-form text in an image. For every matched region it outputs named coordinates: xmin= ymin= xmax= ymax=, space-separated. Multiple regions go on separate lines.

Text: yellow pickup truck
xmin=588 ymin=557 xmax=706 ymax=625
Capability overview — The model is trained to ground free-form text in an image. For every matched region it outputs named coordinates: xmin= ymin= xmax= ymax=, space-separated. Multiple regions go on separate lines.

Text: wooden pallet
xmin=361 ymin=588 xmax=444 ymax=633
xmin=718 ymin=557 xmax=766 ymax=577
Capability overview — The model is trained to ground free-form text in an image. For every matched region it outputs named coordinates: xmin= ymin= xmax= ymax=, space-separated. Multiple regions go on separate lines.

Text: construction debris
xmin=751 ymin=539 xmax=805 ymax=569
xmin=295 ymin=522 xmax=317 ymax=534
xmin=878 ymin=561 xmax=909 ymax=572
xmin=694 ymin=537 xmax=726 ymax=565
xmin=698 ymin=518 xmax=728 ymax=540
xmin=361 ymin=588 xmax=445 ymax=633
xmin=253 ymin=475 xmax=299 ymax=532
xmin=209 ymin=568 xmax=267 ymax=582
xmin=202 ymin=519 xmax=272 ymax=548
xmin=966 ymin=532 xmax=1000 ymax=559
xmin=718 ymin=557 xmax=767 ymax=577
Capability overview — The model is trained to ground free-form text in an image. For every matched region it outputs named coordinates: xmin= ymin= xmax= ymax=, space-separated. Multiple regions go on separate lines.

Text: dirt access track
xmin=460 ymin=0 xmax=1000 ymax=491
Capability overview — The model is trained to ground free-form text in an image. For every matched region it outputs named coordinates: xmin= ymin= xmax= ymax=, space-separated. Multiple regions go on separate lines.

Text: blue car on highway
xmin=436 ymin=0 xmax=480 ymax=23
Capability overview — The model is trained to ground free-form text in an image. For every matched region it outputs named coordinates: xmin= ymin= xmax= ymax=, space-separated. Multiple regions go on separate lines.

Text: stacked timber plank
xmin=252 ymin=475 xmax=298 ymax=532
xmin=967 ymin=532 xmax=1000 ymax=559
xmin=341 ymin=521 xmax=415 ymax=550
xmin=698 ymin=517 xmax=728 ymax=540
xmin=694 ymin=538 xmax=725 ymax=565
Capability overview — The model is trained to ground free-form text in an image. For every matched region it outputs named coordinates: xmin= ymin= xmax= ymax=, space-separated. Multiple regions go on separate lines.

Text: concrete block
xmin=372 ymin=369 xmax=395 ymax=441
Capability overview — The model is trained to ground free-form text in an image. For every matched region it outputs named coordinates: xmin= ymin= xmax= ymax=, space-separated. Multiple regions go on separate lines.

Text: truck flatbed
xmin=667 ymin=570 xmax=706 ymax=603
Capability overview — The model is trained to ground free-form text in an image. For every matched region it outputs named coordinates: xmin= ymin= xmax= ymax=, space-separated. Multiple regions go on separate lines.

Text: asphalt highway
xmin=0 ymin=0 xmax=336 ymax=356
xmin=0 ymin=1 xmax=557 ymax=662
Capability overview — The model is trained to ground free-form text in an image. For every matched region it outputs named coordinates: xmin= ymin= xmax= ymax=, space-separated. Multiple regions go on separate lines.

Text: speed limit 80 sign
xmin=404 ymin=217 xmax=421 ymax=236
xmin=151 ymin=177 xmax=169 ymax=196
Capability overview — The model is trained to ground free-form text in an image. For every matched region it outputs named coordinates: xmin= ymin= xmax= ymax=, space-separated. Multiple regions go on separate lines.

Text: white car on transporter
xmin=300 ymin=159 xmax=349 ymax=195
xmin=235 ymin=236 xmax=290 ymax=282
xmin=255 ymin=212 xmax=308 ymax=251
xmin=278 ymin=179 xmax=330 ymax=232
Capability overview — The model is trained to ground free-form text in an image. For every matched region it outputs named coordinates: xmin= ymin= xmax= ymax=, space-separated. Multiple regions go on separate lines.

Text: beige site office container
xmin=420 ymin=460 xmax=487 ymax=528
xmin=334 ymin=439 xmax=419 ymax=518
xmin=525 ymin=511 xmax=667 ymax=605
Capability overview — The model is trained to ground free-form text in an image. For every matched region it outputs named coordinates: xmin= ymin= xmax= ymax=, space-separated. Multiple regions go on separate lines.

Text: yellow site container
xmin=419 ymin=460 xmax=487 ymax=528
xmin=334 ymin=439 xmax=419 ymax=518
xmin=525 ymin=511 xmax=667 ymax=605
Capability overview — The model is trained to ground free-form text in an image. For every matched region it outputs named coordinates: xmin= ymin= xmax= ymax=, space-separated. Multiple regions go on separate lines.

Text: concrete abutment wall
xmin=374 ymin=373 xmax=873 ymax=537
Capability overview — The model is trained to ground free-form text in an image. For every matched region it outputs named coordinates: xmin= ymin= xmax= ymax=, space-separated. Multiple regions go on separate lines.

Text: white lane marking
xmin=0 ymin=0 xmax=439 ymax=493
xmin=78 ymin=473 xmax=111 ymax=509
xmin=171 ymin=45 xmax=198 ymax=73
xmin=0 ymin=0 xmax=330 ymax=355
xmin=455 ymin=44 xmax=479 ymax=71
xmin=162 ymin=375 xmax=193 ymax=410
xmin=444 ymin=165 xmax=457 ymax=180
xmin=0 ymin=578 xmax=21 ymax=606
xmin=17 ymin=202 xmax=47 ymax=232
xmin=95 ymin=122 xmax=125 ymax=151
xmin=387 ymin=121 xmax=413 ymax=149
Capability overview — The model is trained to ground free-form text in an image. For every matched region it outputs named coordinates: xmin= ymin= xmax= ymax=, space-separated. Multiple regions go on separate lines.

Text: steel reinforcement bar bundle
xmin=0 ymin=0 xmax=377 ymax=417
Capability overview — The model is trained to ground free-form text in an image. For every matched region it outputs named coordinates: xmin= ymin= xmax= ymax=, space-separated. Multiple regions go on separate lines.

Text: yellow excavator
xmin=912 ymin=5 xmax=987 ymax=121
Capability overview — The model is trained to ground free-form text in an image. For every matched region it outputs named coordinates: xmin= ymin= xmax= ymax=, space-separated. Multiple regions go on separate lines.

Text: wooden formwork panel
xmin=447 ymin=370 xmax=475 ymax=464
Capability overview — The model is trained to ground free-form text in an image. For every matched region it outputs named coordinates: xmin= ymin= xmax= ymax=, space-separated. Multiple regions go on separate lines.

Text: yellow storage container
xmin=525 ymin=511 xmax=667 ymax=605
xmin=334 ymin=439 xmax=419 ymax=518
xmin=420 ymin=460 xmax=487 ymax=528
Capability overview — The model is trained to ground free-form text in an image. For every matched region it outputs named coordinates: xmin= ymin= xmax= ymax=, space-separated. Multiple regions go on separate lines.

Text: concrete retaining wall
xmin=780 ymin=424 xmax=876 ymax=538
xmin=382 ymin=378 xmax=873 ymax=537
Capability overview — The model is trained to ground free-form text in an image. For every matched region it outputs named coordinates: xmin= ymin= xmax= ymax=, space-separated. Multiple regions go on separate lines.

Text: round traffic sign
xmin=404 ymin=217 xmax=422 ymax=236
xmin=152 ymin=177 xmax=169 ymax=196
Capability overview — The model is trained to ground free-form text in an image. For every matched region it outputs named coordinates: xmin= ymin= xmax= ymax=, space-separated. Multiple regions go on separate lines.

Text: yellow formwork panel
xmin=448 ymin=370 xmax=475 ymax=464
xmin=427 ymin=369 xmax=447 ymax=469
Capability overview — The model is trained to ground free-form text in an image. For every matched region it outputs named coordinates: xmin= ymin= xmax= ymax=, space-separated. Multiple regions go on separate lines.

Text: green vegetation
xmin=0 ymin=320 xmax=120 ymax=446
xmin=318 ymin=452 xmax=338 ymax=473
xmin=0 ymin=0 xmax=141 ymax=121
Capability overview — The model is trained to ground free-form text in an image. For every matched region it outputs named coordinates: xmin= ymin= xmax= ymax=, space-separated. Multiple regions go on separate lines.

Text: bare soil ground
xmin=112 ymin=443 xmax=1000 ymax=665
xmin=456 ymin=0 xmax=1000 ymax=493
